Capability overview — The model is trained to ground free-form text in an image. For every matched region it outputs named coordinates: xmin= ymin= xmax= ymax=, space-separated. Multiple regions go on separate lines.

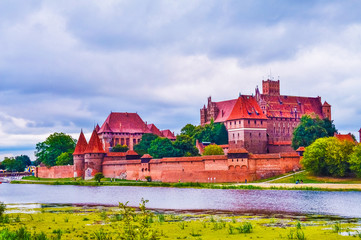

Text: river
xmin=1 ymin=183 xmax=360 ymax=218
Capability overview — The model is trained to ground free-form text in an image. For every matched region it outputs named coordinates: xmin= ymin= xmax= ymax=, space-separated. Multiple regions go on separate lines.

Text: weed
xmin=332 ymin=222 xmax=341 ymax=233
xmin=178 ymin=222 xmax=185 ymax=230
xmin=228 ymin=224 xmax=234 ymax=234
xmin=190 ymin=229 xmax=202 ymax=237
xmin=64 ymin=217 xmax=69 ymax=223
xmin=100 ymin=210 xmax=107 ymax=221
xmin=92 ymin=228 xmax=112 ymax=240
xmin=236 ymin=222 xmax=253 ymax=233
xmin=157 ymin=214 xmax=165 ymax=223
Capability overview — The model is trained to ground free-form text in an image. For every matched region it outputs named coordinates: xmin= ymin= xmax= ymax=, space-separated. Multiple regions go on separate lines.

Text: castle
xmin=200 ymin=79 xmax=331 ymax=153
xmin=38 ymin=127 xmax=302 ymax=182
xmin=36 ymin=79 xmax=330 ymax=182
xmin=96 ymin=112 xmax=175 ymax=151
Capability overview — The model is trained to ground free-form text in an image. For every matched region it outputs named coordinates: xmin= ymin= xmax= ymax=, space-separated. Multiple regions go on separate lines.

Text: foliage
xmin=302 ymin=137 xmax=355 ymax=177
xmin=181 ymin=122 xmax=228 ymax=145
xmin=134 ymin=134 xmax=158 ymax=156
xmin=35 ymin=132 xmax=76 ymax=167
xmin=148 ymin=137 xmax=181 ymax=159
xmin=118 ymin=199 xmax=158 ymax=240
xmin=203 ymin=144 xmax=224 ymax=156
xmin=1 ymin=155 xmax=31 ymax=172
xmin=173 ymin=135 xmax=199 ymax=157
xmin=0 ymin=201 xmax=5 ymax=219
xmin=349 ymin=144 xmax=361 ymax=177
xmin=111 ymin=144 xmax=129 ymax=152
xmin=94 ymin=172 xmax=104 ymax=183
xmin=292 ymin=115 xmax=337 ymax=150
xmin=145 ymin=176 xmax=152 ymax=182
xmin=55 ymin=152 xmax=73 ymax=166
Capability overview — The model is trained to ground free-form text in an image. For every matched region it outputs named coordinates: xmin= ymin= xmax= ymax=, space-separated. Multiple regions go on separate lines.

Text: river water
xmin=1 ymin=184 xmax=360 ymax=218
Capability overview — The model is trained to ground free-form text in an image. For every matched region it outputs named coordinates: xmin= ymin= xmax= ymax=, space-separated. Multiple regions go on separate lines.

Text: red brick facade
xmin=38 ymin=135 xmax=302 ymax=182
xmin=201 ymin=79 xmax=331 ymax=153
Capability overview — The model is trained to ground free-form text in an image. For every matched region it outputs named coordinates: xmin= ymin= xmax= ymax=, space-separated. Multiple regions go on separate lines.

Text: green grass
xmin=0 ymin=204 xmax=359 ymax=240
xmin=270 ymin=171 xmax=361 ymax=184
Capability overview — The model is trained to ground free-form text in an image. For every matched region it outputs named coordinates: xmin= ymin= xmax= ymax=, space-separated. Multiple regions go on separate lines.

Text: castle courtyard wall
xmin=37 ymin=152 xmax=301 ymax=183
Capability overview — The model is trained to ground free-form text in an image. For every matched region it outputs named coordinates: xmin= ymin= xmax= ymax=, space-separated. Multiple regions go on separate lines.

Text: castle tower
xmin=358 ymin=128 xmax=361 ymax=143
xmin=73 ymin=130 xmax=88 ymax=179
xmin=322 ymin=101 xmax=331 ymax=120
xmin=83 ymin=129 xmax=106 ymax=180
xmin=262 ymin=79 xmax=280 ymax=96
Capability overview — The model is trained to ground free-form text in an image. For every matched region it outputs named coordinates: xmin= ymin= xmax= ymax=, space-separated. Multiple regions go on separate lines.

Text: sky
xmin=1 ymin=0 xmax=361 ymax=160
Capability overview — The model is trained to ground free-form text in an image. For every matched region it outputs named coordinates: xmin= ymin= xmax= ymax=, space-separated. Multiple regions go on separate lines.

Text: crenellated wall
xmin=37 ymin=152 xmax=301 ymax=182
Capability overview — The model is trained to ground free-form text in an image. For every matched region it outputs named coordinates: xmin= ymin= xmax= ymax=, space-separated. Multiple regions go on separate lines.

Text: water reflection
xmin=1 ymin=184 xmax=360 ymax=218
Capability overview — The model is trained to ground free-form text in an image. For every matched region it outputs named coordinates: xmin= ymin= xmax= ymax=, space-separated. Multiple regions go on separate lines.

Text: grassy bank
xmin=1 ymin=204 xmax=360 ymax=239
xmin=270 ymin=171 xmax=361 ymax=184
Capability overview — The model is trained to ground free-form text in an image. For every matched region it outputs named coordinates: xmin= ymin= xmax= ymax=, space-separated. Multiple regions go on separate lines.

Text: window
xmin=254 ymin=120 xmax=256 ymax=124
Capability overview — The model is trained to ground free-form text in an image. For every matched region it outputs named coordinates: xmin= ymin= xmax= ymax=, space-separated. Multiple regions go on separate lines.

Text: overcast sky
xmin=1 ymin=0 xmax=361 ymax=160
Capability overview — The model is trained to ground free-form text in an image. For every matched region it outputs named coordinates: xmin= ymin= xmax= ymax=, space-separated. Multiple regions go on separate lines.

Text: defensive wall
xmin=36 ymin=150 xmax=302 ymax=182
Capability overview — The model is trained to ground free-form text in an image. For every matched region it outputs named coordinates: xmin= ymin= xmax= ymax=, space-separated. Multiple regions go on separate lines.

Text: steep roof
xmin=227 ymin=96 xmax=268 ymax=120
xmin=335 ymin=133 xmax=356 ymax=143
xmin=73 ymin=130 xmax=88 ymax=155
xmin=84 ymin=129 xmax=105 ymax=154
xmin=161 ymin=129 xmax=176 ymax=140
xmin=147 ymin=124 xmax=163 ymax=136
xmin=261 ymin=95 xmax=323 ymax=118
xmin=213 ymin=99 xmax=238 ymax=123
xmin=98 ymin=112 xmax=152 ymax=134
xmin=95 ymin=124 xmax=100 ymax=132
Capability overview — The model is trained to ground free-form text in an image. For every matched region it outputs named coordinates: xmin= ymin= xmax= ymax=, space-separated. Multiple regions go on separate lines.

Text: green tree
xmin=203 ymin=144 xmax=224 ymax=156
xmin=292 ymin=115 xmax=337 ymax=150
xmin=213 ymin=123 xmax=229 ymax=145
xmin=302 ymin=137 xmax=354 ymax=177
xmin=173 ymin=135 xmax=199 ymax=157
xmin=35 ymin=132 xmax=76 ymax=167
xmin=56 ymin=152 xmax=73 ymax=166
xmin=148 ymin=137 xmax=181 ymax=159
xmin=134 ymin=134 xmax=158 ymax=156
xmin=1 ymin=157 xmax=25 ymax=172
xmin=15 ymin=155 xmax=31 ymax=167
xmin=180 ymin=124 xmax=196 ymax=136
xmin=111 ymin=144 xmax=129 ymax=152
xmin=94 ymin=172 xmax=104 ymax=183
xmin=349 ymin=144 xmax=361 ymax=177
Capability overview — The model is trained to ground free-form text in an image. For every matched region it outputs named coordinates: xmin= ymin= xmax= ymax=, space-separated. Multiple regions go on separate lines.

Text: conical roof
xmin=84 ymin=129 xmax=105 ymax=154
xmin=95 ymin=124 xmax=100 ymax=132
xmin=73 ymin=130 xmax=88 ymax=155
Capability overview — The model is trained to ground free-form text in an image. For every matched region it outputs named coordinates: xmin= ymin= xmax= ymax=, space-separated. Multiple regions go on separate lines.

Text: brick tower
xmin=83 ymin=129 xmax=105 ymax=180
xmin=73 ymin=130 xmax=88 ymax=178
xmin=262 ymin=79 xmax=280 ymax=96
xmin=322 ymin=101 xmax=331 ymax=120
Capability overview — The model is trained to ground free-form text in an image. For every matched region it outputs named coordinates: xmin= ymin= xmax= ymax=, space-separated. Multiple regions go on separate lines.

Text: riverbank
xmin=10 ymin=176 xmax=361 ymax=191
xmin=1 ymin=204 xmax=360 ymax=239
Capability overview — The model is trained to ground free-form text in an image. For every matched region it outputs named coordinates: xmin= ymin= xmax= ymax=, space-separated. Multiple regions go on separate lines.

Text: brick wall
xmin=36 ymin=165 xmax=74 ymax=178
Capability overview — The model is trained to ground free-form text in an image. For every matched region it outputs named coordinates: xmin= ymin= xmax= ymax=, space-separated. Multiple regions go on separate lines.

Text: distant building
xmin=97 ymin=112 xmax=175 ymax=151
xmin=200 ymin=79 xmax=331 ymax=153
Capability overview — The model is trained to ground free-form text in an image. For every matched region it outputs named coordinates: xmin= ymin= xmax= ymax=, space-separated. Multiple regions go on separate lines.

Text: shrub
xmin=94 ymin=172 xmax=105 ymax=183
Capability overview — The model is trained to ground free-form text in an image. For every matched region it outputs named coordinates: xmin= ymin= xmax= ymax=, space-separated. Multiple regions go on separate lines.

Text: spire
xmin=84 ymin=129 xmax=105 ymax=154
xmin=95 ymin=124 xmax=100 ymax=132
xmin=73 ymin=130 xmax=88 ymax=155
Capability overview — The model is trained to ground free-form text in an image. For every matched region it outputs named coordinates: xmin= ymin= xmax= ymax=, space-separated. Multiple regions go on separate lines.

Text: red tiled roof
xmin=126 ymin=150 xmax=139 ymax=156
xmin=323 ymin=101 xmax=331 ymax=106
xmin=296 ymin=147 xmax=305 ymax=152
xmin=73 ymin=130 xmax=88 ymax=155
xmin=98 ymin=112 xmax=152 ymax=134
xmin=141 ymin=154 xmax=153 ymax=159
xmin=95 ymin=124 xmax=100 ymax=133
xmin=147 ymin=124 xmax=163 ymax=136
xmin=261 ymin=95 xmax=323 ymax=119
xmin=228 ymin=148 xmax=248 ymax=154
xmin=213 ymin=99 xmax=238 ymax=123
xmin=84 ymin=129 xmax=105 ymax=154
xmin=227 ymin=96 xmax=268 ymax=120
xmin=106 ymin=152 xmax=127 ymax=157
xmin=101 ymin=122 xmax=113 ymax=133
xmin=335 ymin=133 xmax=356 ymax=143
xmin=161 ymin=129 xmax=176 ymax=140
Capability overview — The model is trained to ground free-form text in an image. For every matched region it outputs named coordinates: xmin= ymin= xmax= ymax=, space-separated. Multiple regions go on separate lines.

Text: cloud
xmin=0 ymin=0 xmax=361 ymax=159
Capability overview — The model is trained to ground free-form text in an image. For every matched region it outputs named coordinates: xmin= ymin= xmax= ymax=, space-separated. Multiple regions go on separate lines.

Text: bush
xmin=203 ymin=144 xmax=224 ymax=156
xmin=94 ymin=173 xmax=105 ymax=183
xmin=145 ymin=176 xmax=152 ymax=182
xmin=0 ymin=202 xmax=5 ymax=218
